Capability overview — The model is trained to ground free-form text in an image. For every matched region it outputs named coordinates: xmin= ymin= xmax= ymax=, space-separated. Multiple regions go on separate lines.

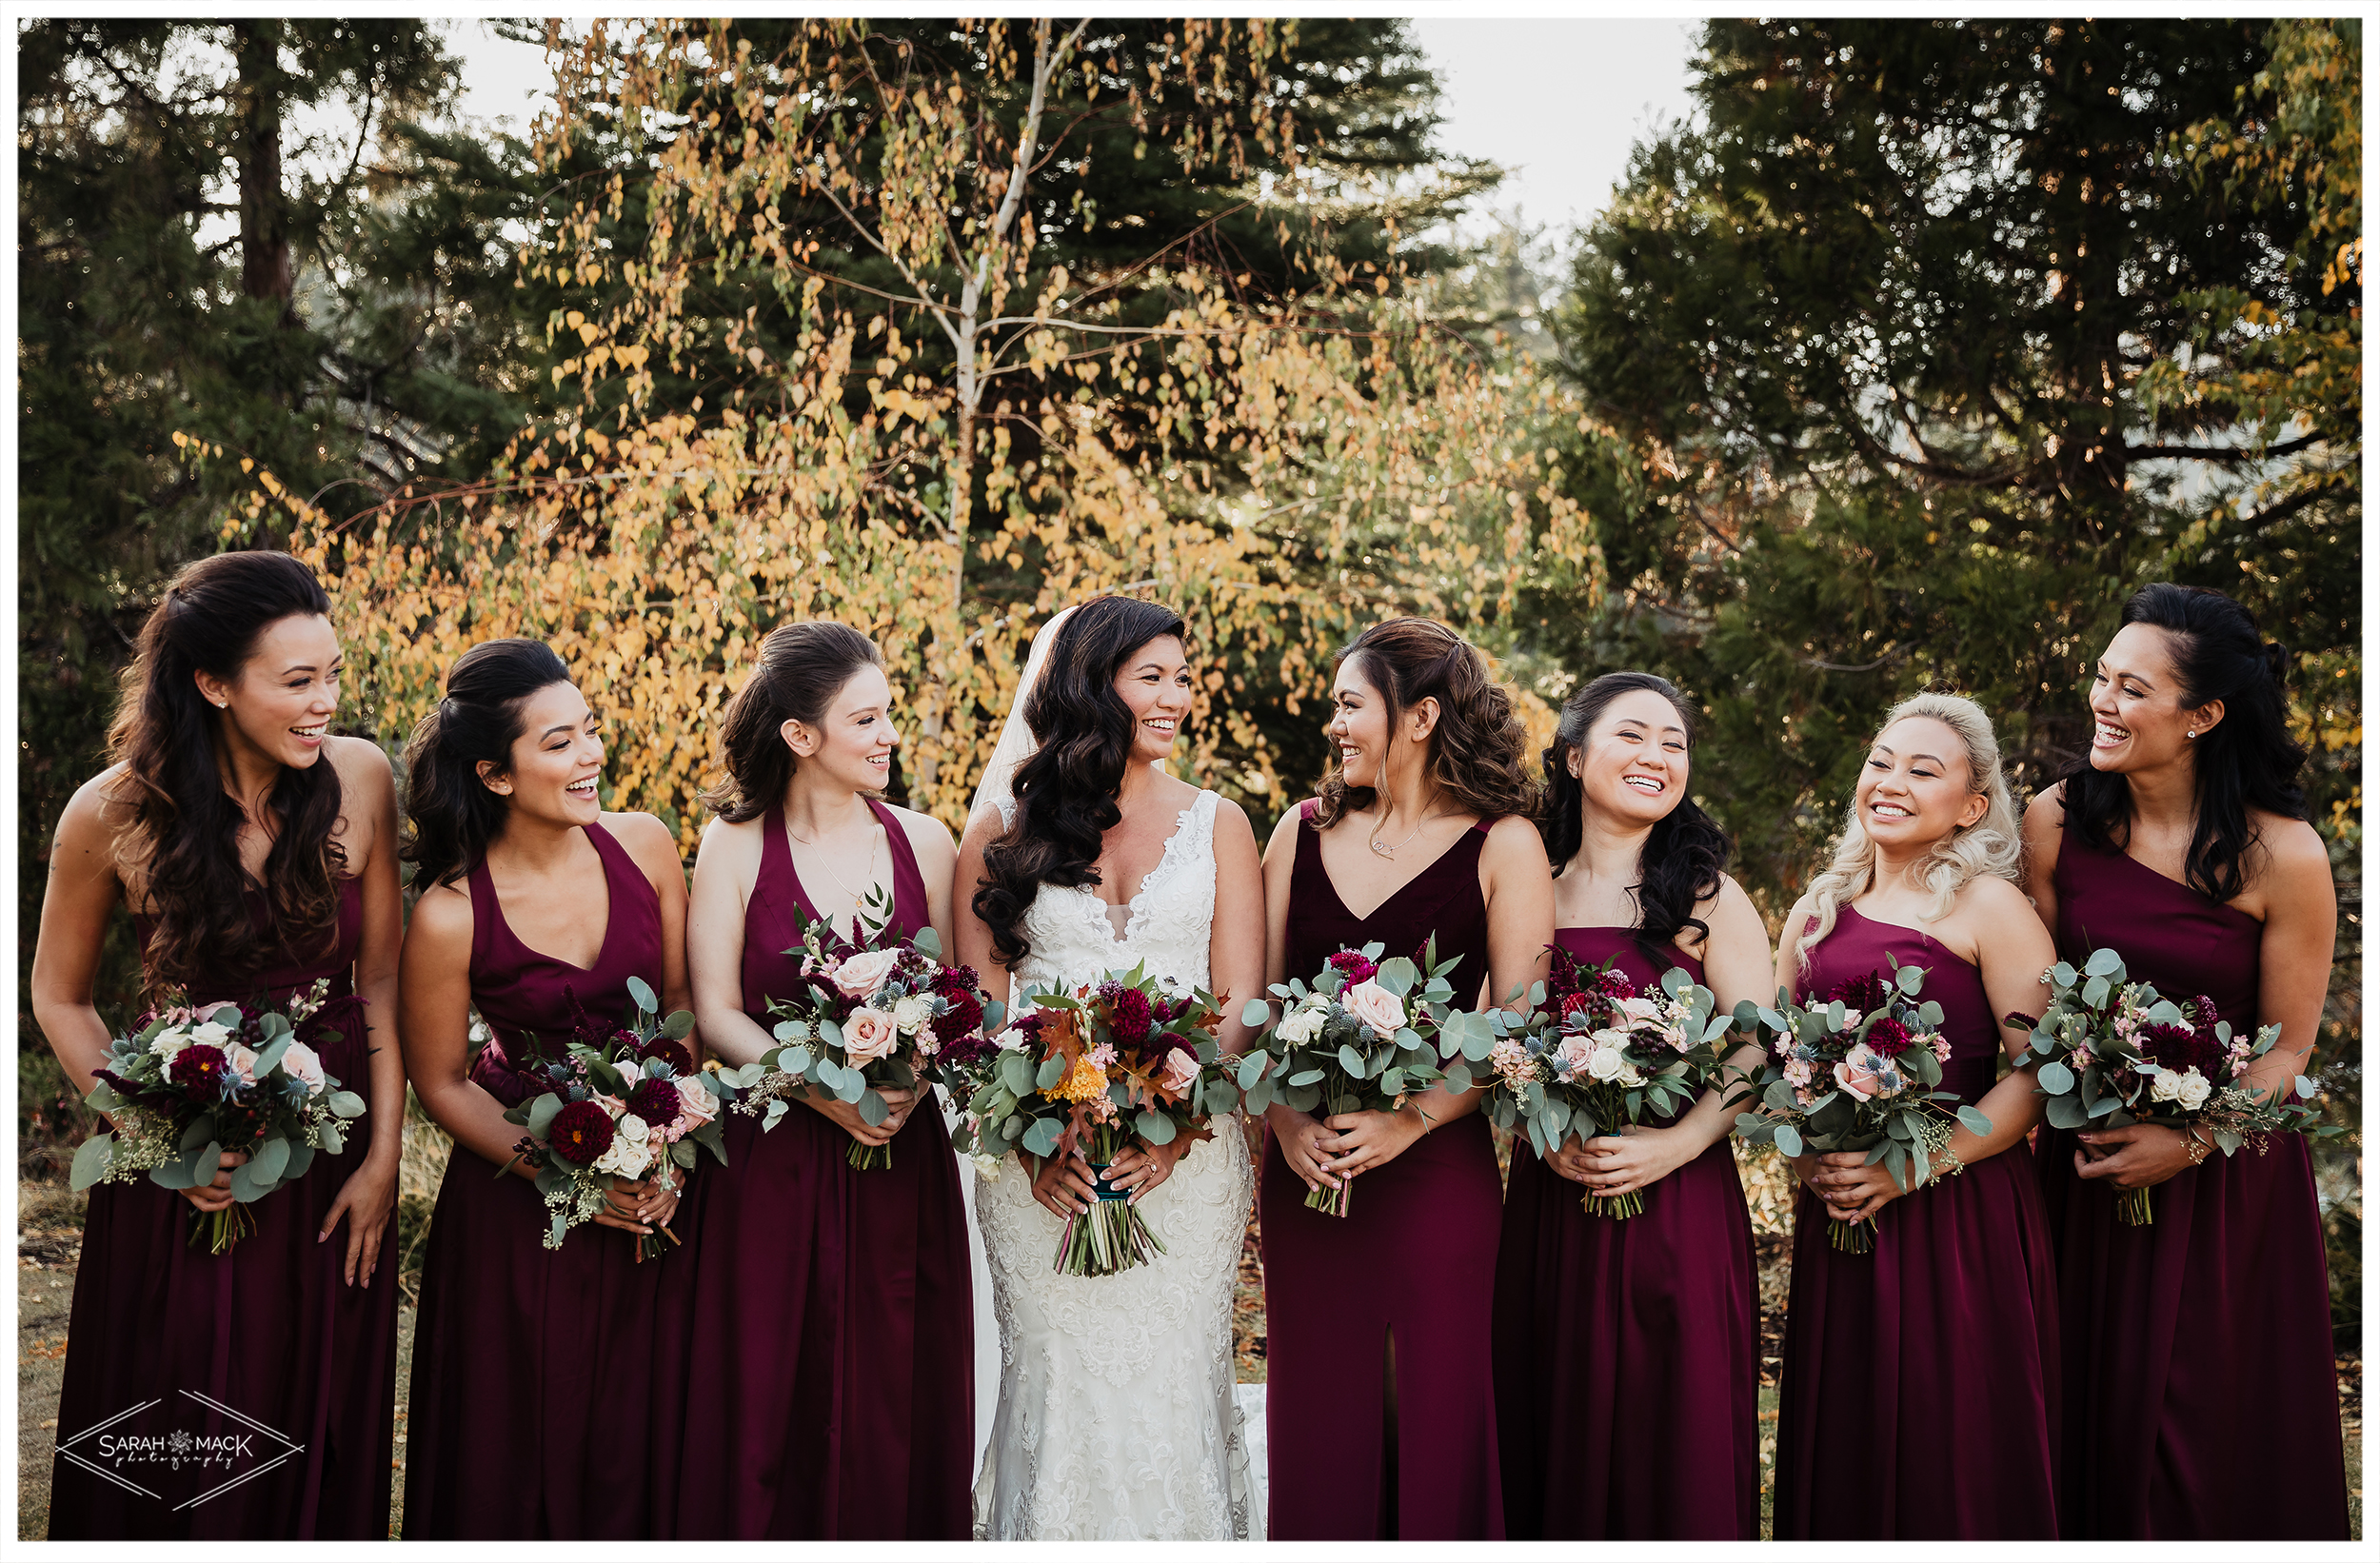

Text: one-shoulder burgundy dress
xmin=1492 ymin=927 xmax=1758 ymax=1540
xmin=662 ymin=799 xmax=973 ymax=1539
xmin=2035 ymin=824 xmax=2349 ymax=1538
xmin=401 ymin=820 xmax=677 ymax=1538
xmin=50 ymin=878 xmax=400 ymax=1539
xmin=1773 ymin=906 xmax=2060 ymax=1539
xmin=1260 ymin=803 xmax=1505 ymax=1540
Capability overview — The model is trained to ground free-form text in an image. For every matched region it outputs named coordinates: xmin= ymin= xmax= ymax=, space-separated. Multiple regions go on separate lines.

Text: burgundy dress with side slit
xmin=1772 ymin=906 xmax=2060 ymax=1539
xmin=401 ymin=820 xmax=675 ymax=1538
xmin=1491 ymin=927 xmax=1758 ymax=1540
xmin=50 ymin=877 xmax=400 ymax=1540
xmin=662 ymin=798 xmax=974 ymax=1539
xmin=2034 ymin=823 xmax=2349 ymax=1538
xmin=1260 ymin=802 xmax=1505 ymax=1540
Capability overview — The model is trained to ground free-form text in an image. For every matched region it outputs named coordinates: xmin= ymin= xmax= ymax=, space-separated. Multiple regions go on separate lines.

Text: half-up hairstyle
xmin=1795 ymin=692 xmax=2022 ymax=971
xmin=401 ymin=639 xmax=574 ymax=888
xmin=1540 ymin=671 xmax=1733 ymax=958
xmin=702 ymin=622 xmax=883 ymax=822
xmin=974 ymin=597 xmax=1188 ymax=968
xmin=1311 ymin=617 xmax=1538 ymax=831
xmin=2063 ymin=583 xmax=2307 ymax=903
xmin=106 ymin=550 xmax=346 ymax=994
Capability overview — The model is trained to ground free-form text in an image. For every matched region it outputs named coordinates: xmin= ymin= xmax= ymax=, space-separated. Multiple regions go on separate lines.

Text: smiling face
xmin=1326 ymin=654 xmax=1438 ymax=794
xmin=192 ymin=612 xmax=342 ymax=772
xmin=1112 ymin=634 xmax=1193 ymax=764
xmin=2087 ymin=622 xmax=2217 ymax=775
xmin=783 ymin=663 xmax=897 ymax=795
xmin=1568 ymin=686 xmax=1690 ymax=830
xmin=479 ymin=681 xmax=605 ymax=828
xmin=1855 ymin=715 xmax=1988 ymax=850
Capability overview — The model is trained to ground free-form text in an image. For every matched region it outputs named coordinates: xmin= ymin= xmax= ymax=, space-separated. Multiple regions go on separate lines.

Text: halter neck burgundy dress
xmin=661 ymin=799 xmax=973 ymax=1539
xmin=50 ymin=878 xmax=399 ymax=1540
xmin=1492 ymin=927 xmax=1758 ymax=1540
xmin=1773 ymin=906 xmax=2060 ymax=1539
xmin=402 ymin=820 xmax=677 ymax=1539
xmin=2035 ymin=821 xmax=2349 ymax=1538
xmin=1260 ymin=803 xmax=1505 ymax=1540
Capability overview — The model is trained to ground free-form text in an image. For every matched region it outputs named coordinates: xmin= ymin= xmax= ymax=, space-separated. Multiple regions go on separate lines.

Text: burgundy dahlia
xmin=547 ymin=1099 xmax=617 ymax=1165
xmin=169 ymin=1044 xmax=230 ymax=1095
xmin=1329 ymin=950 xmax=1379 ymax=984
xmin=933 ymin=992 xmax=984 ymax=1047
xmin=1864 ymin=1015 xmax=1914 ymax=1058
xmin=2138 ymin=1020 xmax=2222 ymax=1078
xmin=1829 ymin=972 xmax=1890 ymax=1015
xmin=1107 ymin=986 xmax=1154 ymax=1047
xmin=638 ymin=1038 xmax=695 ymax=1078
xmin=625 ymin=1077 xmax=682 ymax=1127
xmin=1559 ymin=992 xmax=1601 ymax=1024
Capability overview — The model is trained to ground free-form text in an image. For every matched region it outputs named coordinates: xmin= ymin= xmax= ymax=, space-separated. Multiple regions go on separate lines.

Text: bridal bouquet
xmin=71 ymin=979 xmax=369 ymax=1254
xmin=500 ymin=977 xmax=727 ymax=1256
xmin=2013 ymin=946 xmax=2343 ymax=1225
xmin=939 ymin=963 xmax=1227 ymax=1276
xmin=1726 ymin=965 xmax=1988 ymax=1254
xmin=721 ymin=886 xmax=1002 ymax=1169
xmin=1232 ymin=939 xmax=1503 ymax=1217
xmin=1481 ymin=948 xmax=1734 ymax=1218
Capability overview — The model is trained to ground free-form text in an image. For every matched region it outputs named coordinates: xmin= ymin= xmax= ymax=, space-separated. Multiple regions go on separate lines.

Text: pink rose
xmin=1834 ymin=1044 xmax=1884 ymax=1101
xmin=278 ymin=1039 xmax=327 ymax=1096
xmin=672 ymin=1073 xmax=719 ymax=1132
xmin=828 ymin=948 xmax=903 ymax=1001
xmin=1340 ymin=979 xmax=1406 ymax=1038
xmin=227 ymin=1042 xmax=261 ymax=1085
xmin=841 ymin=1007 xmax=900 ymax=1063
xmin=1157 ymin=1046 xmax=1200 ymax=1097
xmin=1615 ymin=995 xmax=1664 ymax=1024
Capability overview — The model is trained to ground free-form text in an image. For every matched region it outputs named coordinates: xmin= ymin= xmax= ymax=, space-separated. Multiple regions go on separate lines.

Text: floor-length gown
xmin=1491 ymin=927 xmax=1758 ymax=1540
xmin=970 ymin=789 xmax=1258 ymax=1540
xmin=1773 ymin=906 xmax=2059 ymax=1539
xmin=664 ymin=798 xmax=973 ymax=1538
xmin=2035 ymin=824 xmax=2350 ymax=1538
xmin=1260 ymin=803 xmax=1504 ymax=1540
xmin=50 ymin=879 xmax=401 ymax=1539
xmin=401 ymin=820 xmax=677 ymax=1538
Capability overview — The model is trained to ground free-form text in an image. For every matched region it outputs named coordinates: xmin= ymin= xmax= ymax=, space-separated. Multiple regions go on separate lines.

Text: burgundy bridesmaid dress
xmin=1491 ymin=927 xmax=1757 ymax=1539
xmin=1260 ymin=802 xmax=1505 ymax=1540
xmin=50 ymin=878 xmax=400 ymax=1539
xmin=663 ymin=798 xmax=973 ymax=1539
xmin=1773 ymin=906 xmax=2060 ymax=1539
xmin=401 ymin=820 xmax=677 ymax=1538
xmin=2035 ymin=824 xmax=2349 ymax=1538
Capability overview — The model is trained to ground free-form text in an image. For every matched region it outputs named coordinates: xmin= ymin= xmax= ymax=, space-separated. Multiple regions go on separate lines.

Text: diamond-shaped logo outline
xmin=52 ymin=1389 xmax=307 ymax=1510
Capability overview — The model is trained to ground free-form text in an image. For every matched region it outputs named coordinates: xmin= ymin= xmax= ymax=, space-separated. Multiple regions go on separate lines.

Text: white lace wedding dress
xmin=969 ymin=788 xmax=1259 ymax=1540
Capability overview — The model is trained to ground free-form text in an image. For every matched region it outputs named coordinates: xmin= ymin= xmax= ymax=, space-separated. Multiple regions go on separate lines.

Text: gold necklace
xmin=1367 ymin=802 xmax=1451 ymax=860
xmin=786 ymin=815 xmax=883 ymax=910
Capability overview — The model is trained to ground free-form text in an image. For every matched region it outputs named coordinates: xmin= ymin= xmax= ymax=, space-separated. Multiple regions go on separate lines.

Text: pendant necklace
xmin=1368 ymin=803 xmax=1449 ymax=860
xmin=787 ymin=815 xmax=883 ymax=918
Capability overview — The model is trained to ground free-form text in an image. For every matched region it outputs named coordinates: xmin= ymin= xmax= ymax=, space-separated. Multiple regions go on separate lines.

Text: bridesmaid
xmin=34 ymin=551 xmax=405 ymax=1539
xmin=1259 ymin=617 xmax=1554 ymax=1540
xmin=1491 ymin=672 xmax=1769 ymax=1540
xmin=2024 ymin=584 xmax=2349 ymax=1538
xmin=1770 ymin=693 xmax=2059 ymax=1538
xmin=665 ymin=623 xmax=972 ymax=1539
xmin=398 ymin=638 xmax=692 ymax=1538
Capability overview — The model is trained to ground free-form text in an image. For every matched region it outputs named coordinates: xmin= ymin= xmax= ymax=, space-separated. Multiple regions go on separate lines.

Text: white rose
xmin=2175 ymin=1069 xmax=2212 ymax=1112
xmin=891 ymin=996 xmax=932 ymax=1037
xmin=278 ymin=1040 xmax=328 ymax=1096
xmin=149 ymin=1028 xmax=192 ymax=1065
xmin=1273 ymin=1006 xmax=1322 ymax=1046
xmin=1616 ymin=1059 xmax=1645 ymax=1089
xmin=971 ymin=1152 xmax=1005 ymax=1183
xmin=2149 ymin=1068 xmax=2186 ymax=1103
xmin=1585 ymin=1045 xmax=1627 ymax=1081
xmin=995 ymin=1027 xmax=1028 ymax=1052
xmin=188 ymin=1020 xmax=233 ymax=1048
xmin=596 ymin=1114 xmax=654 ymax=1178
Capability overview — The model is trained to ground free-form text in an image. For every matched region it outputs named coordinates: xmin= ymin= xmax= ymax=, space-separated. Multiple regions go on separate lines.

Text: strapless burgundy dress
xmin=50 ymin=877 xmax=398 ymax=1539
xmin=1492 ymin=927 xmax=1757 ymax=1539
xmin=1260 ymin=803 xmax=1504 ymax=1540
xmin=661 ymin=799 xmax=973 ymax=1539
xmin=401 ymin=821 xmax=678 ymax=1538
xmin=2035 ymin=824 xmax=2349 ymax=1537
xmin=1773 ymin=906 xmax=2059 ymax=1539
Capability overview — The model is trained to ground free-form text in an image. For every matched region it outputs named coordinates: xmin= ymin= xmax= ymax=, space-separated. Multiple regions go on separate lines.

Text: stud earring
xmin=2185 ymin=730 xmax=2196 ymax=740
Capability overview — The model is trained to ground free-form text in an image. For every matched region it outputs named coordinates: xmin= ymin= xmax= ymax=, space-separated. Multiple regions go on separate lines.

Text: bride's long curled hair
xmin=973 ymin=597 xmax=1188 ymax=968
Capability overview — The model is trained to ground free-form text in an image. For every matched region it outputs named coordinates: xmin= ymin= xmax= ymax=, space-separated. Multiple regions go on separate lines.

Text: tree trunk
xmin=233 ymin=20 xmax=292 ymax=311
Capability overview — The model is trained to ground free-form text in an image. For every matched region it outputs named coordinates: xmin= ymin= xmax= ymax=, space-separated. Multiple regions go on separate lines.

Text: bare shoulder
xmin=1959 ymin=871 xmax=2038 ymax=921
xmin=406 ymin=875 xmax=475 ymax=949
xmin=603 ymin=810 xmax=687 ymax=882
xmin=1701 ymin=873 xmax=1768 ymax=938
xmin=1208 ymin=793 xmax=1257 ymax=844
xmin=59 ymin=763 xmax=136 ymax=837
xmin=694 ymin=809 xmax=764 ymax=867
xmin=2022 ymin=781 xmax=2067 ymax=841
xmin=958 ymin=801 xmax=1009 ymax=858
xmin=1480 ymin=813 xmax=1551 ymax=873
xmin=884 ymin=801 xmax=959 ymax=866
xmin=2248 ymin=810 xmax=2334 ymax=884
xmin=1263 ymin=800 xmax=1313 ymax=853
xmin=324 ymin=735 xmax=395 ymax=797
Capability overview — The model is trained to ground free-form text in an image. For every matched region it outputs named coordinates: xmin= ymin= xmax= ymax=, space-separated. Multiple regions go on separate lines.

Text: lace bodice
xmin=998 ymin=789 xmax=1220 ymax=1002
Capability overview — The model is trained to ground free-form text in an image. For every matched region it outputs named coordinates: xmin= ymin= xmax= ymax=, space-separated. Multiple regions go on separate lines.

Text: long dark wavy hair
xmin=401 ymin=639 xmax=575 ymax=888
xmin=973 ymin=597 xmax=1188 ymax=968
xmin=701 ymin=622 xmax=883 ymax=822
xmin=2063 ymin=582 xmax=2307 ymax=902
xmin=1310 ymin=617 xmax=1538 ymax=831
xmin=1539 ymin=671 xmax=1733 ymax=958
xmin=106 ymin=550 xmax=346 ymax=993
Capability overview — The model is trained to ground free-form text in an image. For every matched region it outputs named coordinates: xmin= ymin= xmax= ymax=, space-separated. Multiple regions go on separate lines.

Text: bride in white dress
xmin=952 ymin=597 xmax=1269 ymax=1540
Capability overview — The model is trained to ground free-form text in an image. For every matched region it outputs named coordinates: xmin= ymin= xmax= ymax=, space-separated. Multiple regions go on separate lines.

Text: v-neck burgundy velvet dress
xmin=50 ymin=878 xmax=400 ymax=1540
xmin=1260 ymin=802 xmax=1505 ymax=1540
xmin=1772 ymin=906 xmax=2060 ymax=1540
xmin=1492 ymin=927 xmax=1758 ymax=1540
xmin=2034 ymin=823 xmax=2349 ymax=1538
xmin=401 ymin=820 xmax=676 ymax=1539
xmin=662 ymin=799 xmax=973 ymax=1539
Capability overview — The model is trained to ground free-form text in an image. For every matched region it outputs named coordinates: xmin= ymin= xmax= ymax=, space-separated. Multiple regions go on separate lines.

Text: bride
xmin=952 ymin=597 xmax=1268 ymax=1539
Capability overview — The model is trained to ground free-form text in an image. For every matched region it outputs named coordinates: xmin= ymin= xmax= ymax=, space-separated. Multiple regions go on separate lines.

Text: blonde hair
xmin=1794 ymin=692 xmax=2023 ymax=970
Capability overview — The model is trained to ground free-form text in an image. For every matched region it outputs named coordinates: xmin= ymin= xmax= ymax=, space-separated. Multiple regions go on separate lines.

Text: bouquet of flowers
xmin=1726 ymin=965 xmax=1988 ymax=1254
xmin=1231 ymin=939 xmax=1503 ymax=1217
xmin=2013 ymin=946 xmax=2344 ymax=1225
xmin=720 ymin=886 xmax=1002 ymax=1169
xmin=70 ymin=980 xmax=369 ymax=1254
xmin=1481 ymin=948 xmax=1735 ymax=1218
xmin=500 ymin=976 xmax=728 ymax=1256
xmin=938 ymin=963 xmax=1227 ymax=1276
